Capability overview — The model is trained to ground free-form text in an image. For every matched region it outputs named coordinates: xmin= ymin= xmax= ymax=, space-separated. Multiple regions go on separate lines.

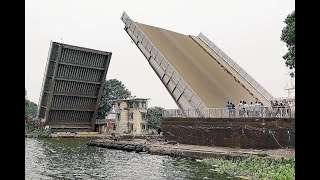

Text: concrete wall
xmin=162 ymin=117 xmax=295 ymax=149
xmin=116 ymin=101 xmax=129 ymax=134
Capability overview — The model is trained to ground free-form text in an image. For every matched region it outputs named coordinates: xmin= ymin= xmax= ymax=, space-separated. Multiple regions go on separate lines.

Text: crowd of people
xmin=270 ymin=100 xmax=292 ymax=108
xmin=225 ymin=101 xmax=263 ymax=117
xmin=225 ymin=100 xmax=293 ymax=118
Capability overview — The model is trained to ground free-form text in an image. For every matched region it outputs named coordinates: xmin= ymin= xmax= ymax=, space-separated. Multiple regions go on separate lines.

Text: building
xmin=95 ymin=113 xmax=116 ymax=134
xmin=114 ymin=98 xmax=150 ymax=135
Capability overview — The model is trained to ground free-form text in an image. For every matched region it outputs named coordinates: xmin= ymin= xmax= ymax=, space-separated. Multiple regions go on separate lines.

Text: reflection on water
xmin=25 ymin=138 xmax=239 ymax=180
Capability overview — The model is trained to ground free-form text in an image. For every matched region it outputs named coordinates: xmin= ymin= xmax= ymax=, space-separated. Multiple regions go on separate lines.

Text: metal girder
xmin=37 ymin=41 xmax=112 ymax=131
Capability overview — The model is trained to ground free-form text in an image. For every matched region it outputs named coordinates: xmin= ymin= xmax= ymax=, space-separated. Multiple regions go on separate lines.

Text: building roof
xmin=113 ymin=98 xmax=150 ymax=102
xmin=106 ymin=113 xmax=116 ymax=119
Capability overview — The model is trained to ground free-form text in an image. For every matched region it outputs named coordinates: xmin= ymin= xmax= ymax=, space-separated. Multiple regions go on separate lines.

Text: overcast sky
xmin=26 ymin=0 xmax=295 ymax=109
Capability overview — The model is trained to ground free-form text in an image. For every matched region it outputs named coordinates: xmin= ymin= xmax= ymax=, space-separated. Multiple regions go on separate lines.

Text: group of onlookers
xmin=270 ymin=100 xmax=290 ymax=108
xmin=225 ymin=100 xmax=293 ymax=118
xmin=226 ymin=101 xmax=263 ymax=117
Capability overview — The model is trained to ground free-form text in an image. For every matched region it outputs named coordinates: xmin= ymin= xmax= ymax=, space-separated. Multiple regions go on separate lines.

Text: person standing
xmin=236 ymin=101 xmax=244 ymax=117
xmin=225 ymin=101 xmax=232 ymax=117
xmin=249 ymin=102 xmax=254 ymax=117
xmin=243 ymin=101 xmax=249 ymax=117
xmin=254 ymin=101 xmax=261 ymax=117
xmin=231 ymin=102 xmax=235 ymax=117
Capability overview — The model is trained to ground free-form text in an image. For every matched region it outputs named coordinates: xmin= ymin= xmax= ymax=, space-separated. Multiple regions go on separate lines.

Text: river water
xmin=25 ymin=138 xmax=239 ymax=180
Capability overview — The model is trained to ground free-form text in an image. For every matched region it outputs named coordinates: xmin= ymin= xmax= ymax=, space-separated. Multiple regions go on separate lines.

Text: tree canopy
xmin=147 ymin=106 xmax=164 ymax=129
xmin=98 ymin=79 xmax=132 ymax=118
xmin=281 ymin=10 xmax=295 ymax=77
xmin=25 ymin=89 xmax=38 ymax=119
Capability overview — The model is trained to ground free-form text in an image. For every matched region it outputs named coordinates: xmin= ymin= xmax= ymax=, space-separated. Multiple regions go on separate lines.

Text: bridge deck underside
xmin=38 ymin=41 xmax=112 ymax=131
xmin=137 ymin=23 xmax=267 ymax=108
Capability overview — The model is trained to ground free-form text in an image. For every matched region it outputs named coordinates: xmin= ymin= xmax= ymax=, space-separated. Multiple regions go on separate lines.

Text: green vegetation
xmin=25 ymin=125 xmax=51 ymax=138
xmin=281 ymin=10 xmax=295 ymax=77
xmin=25 ymin=89 xmax=50 ymax=138
xmin=98 ymin=79 xmax=133 ymax=118
xmin=25 ymin=89 xmax=38 ymax=119
xmin=147 ymin=106 xmax=164 ymax=129
xmin=203 ymin=157 xmax=295 ymax=180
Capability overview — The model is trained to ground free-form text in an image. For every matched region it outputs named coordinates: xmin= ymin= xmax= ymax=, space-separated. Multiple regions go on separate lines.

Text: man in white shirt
xmin=243 ymin=101 xmax=249 ymax=117
xmin=254 ymin=101 xmax=262 ymax=117
xmin=236 ymin=101 xmax=244 ymax=117
xmin=249 ymin=102 xmax=254 ymax=117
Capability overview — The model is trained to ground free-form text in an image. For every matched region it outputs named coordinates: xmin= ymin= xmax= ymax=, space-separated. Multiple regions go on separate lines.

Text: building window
xmin=116 ymin=113 xmax=121 ymax=120
xmin=130 ymin=124 xmax=133 ymax=131
xmin=135 ymin=102 xmax=140 ymax=108
xmin=142 ymin=124 xmax=145 ymax=130
xmin=129 ymin=102 xmax=134 ymax=108
xmin=141 ymin=102 xmax=146 ymax=109
xmin=129 ymin=112 xmax=133 ymax=121
xmin=141 ymin=112 xmax=146 ymax=120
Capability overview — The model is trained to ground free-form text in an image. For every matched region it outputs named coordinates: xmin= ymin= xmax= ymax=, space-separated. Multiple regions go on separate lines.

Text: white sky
xmin=25 ymin=0 xmax=295 ymax=109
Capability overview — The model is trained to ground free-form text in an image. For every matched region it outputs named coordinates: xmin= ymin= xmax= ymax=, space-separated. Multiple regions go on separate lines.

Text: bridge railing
xmin=163 ymin=107 xmax=295 ymax=118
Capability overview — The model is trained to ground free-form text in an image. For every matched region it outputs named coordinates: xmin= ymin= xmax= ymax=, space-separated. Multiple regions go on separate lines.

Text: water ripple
xmin=25 ymin=138 xmax=238 ymax=180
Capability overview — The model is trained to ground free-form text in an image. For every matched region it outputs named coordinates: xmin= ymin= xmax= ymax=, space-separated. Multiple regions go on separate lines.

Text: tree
xmin=281 ymin=10 xmax=295 ymax=77
xmin=25 ymin=89 xmax=38 ymax=119
xmin=147 ymin=106 xmax=164 ymax=129
xmin=98 ymin=79 xmax=132 ymax=118
xmin=25 ymin=100 xmax=38 ymax=119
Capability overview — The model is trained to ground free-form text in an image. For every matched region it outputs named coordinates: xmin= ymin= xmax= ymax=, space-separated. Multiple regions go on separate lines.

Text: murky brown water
xmin=25 ymin=138 xmax=239 ymax=180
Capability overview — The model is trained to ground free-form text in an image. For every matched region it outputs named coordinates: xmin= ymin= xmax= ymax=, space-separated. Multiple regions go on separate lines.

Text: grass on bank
xmin=203 ymin=156 xmax=295 ymax=180
xmin=25 ymin=124 xmax=51 ymax=138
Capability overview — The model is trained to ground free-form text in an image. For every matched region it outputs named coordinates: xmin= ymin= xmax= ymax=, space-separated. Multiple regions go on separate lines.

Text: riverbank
xmin=203 ymin=156 xmax=295 ymax=179
xmin=87 ymin=138 xmax=295 ymax=160
xmin=26 ymin=132 xmax=109 ymax=138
